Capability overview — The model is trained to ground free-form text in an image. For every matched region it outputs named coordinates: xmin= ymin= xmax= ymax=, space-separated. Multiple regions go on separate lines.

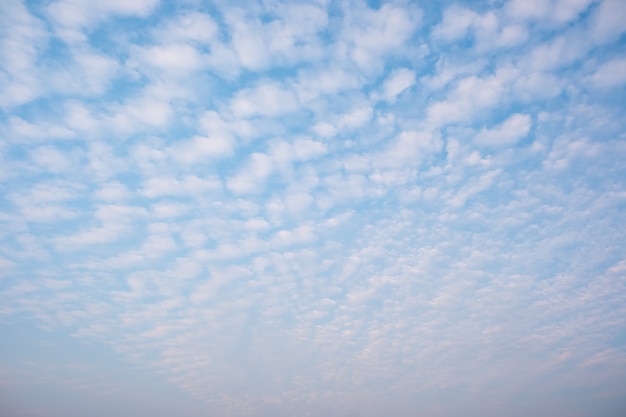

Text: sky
xmin=0 ymin=0 xmax=625 ymax=416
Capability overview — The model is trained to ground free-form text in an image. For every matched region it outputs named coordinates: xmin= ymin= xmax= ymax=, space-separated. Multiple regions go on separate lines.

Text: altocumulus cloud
xmin=1 ymin=0 xmax=626 ymax=417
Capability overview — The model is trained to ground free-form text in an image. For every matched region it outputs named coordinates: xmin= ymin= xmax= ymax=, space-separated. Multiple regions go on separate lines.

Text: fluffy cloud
xmin=475 ymin=113 xmax=532 ymax=147
xmin=0 ymin=0 xmax=49 ymax=106
xmin=340 ymin=3 xmax=422 ymax=73
xmin=426 ymin=74 xmax=505 ymax=127
xmin=381 ymin=68 xmax=416 ymax=102
xmin=230 ymin=82 xmax=300 ymax=117
xmin=589 ymin=57 xmax=626 ymax=89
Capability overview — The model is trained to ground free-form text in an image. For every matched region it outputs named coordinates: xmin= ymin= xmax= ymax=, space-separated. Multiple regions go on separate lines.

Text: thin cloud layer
xmin=1 ymin=1 xmax=626 ymax=417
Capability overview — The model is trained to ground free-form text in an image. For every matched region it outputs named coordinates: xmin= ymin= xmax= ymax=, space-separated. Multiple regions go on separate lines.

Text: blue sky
xmin=1 ymin=0 xmax=626 ymax=416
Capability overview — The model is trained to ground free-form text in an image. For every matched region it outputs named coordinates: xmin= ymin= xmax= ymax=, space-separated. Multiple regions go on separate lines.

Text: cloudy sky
xmin=1 ymin=0 xmax=626 ymax=416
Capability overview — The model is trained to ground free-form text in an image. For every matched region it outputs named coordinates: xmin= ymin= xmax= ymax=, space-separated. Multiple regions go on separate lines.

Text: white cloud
xmin=505 ymin=0 xmax=595 ymax=25
xmin=4 ymin=116 xmax=75 ymax=142
xmin=203 ymin=41 xmax=242 ymax=79
xmin=227 ymin=152 xmax=274 ymax=194
xmin=448 ymin=170 xmax=501 ymax=208
xmin=47 ymin=0 xmax=158 ymax=37
xmin=382 ymin=68 xmax=415 ymax=102
xmin=93 ymin=204 xmax=148 ymax=224
xmin=109 ymin=90 xmax=174 ymax=132
xmin=590 ymin=0 xmax=626 ymax=44
xmin=270 ymin=224 xmax=316 ymax=247
xmin=426 ymin=74 xmax=504 ymax=127
xmin=375 ymin=130 xmax=442 ymax=171
xmin=435 ymin=5 xmax=528 ymax=51
xmin=54 ymin=224 xmax=126 ymax=249
xmin=512 ymin=71 xmax=564 ymax=101
xmin=198 ymin=111 xmax=241 ymax=139
xmin=104 ymin=228 xmax=180 ymax=269
xmin=433 ymin=5 xmax=478 ymax=41
xmin=63 ymin=101 xmax=100 ymax=135
xmin=141 ymin=175 xmax=221 ymax=198
xmin=226 ymin=138 xmax=325 ymax=195
xmin=523 ymin=31 xmax=591 ymax=71
xmin=138 ymin=43 xmax=205 ymax=74
xmin=421 ymin=59 xmax=487 ymax=91
xmin=243 ymin=217 xmax=270 ymax=232
xmin=15 ymin=205 xmax=78 ymax=223
xmin=93 ymin=182 xmax=131 ymax=201
xmin=553 ymin=0 xmax=596 ymax=24
xmin=30 ymin=146 xmax=72 ymax=173
xmin=543 ymin=136 xmax=603 ymax=171
xmin=505 ymin=0 xmax=551 ymax=20
xmin=155 ymin=11 xmax=218 ymax=44
xmin=230 ymin=17 xmax=270 ymax=71
xmin=295 ymin=67 xmax=363 ymax=103
xmin=2 ymin=1 xmax=626 ymax=416
xmin=491 ymin=23 xmax=528 ymax=48
xmin=6 ymin=182 xmax=83 ymax=223
xmin=339 ymin=105 xmax=373 ymax=129
xmin=152 ymin=202 xmax=191 ymax=218
xmin=475 ymin=114 xmax=532 ymax=147
xmin=589 ymin=57 xmax=626 ymax=89
xmin=225 ymin=3 xmax=328 ymax=71
xmin=289 ymin=138 xmax=327 ymax=161
xmin=168 ymin=135 xmax=234 ymax=164
xmin=312 ymin=122 xmax=337 ymax=138
xmin=85 ymin=141 xmax=128 ymax=180
xmin=53 ymin=48 xmax=119 ymax=95
xmin=0 ymin=0 xmax=48 ymax=107
xmin=344 ymin=3 xmax=421 ymax=72
xmin=270 ymin=1 xmax=329 ymax=48
xmin=230 ymin=82 xmax=299 ymax=117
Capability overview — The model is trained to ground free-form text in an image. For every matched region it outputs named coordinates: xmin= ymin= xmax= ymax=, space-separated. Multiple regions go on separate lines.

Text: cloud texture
xmin=1 ymin=0 xmax=625 ymax=416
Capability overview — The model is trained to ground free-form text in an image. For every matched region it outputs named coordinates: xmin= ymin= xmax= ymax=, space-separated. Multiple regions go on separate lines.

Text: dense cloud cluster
xmin=1 ymin=0 xmax=625 ymax=416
